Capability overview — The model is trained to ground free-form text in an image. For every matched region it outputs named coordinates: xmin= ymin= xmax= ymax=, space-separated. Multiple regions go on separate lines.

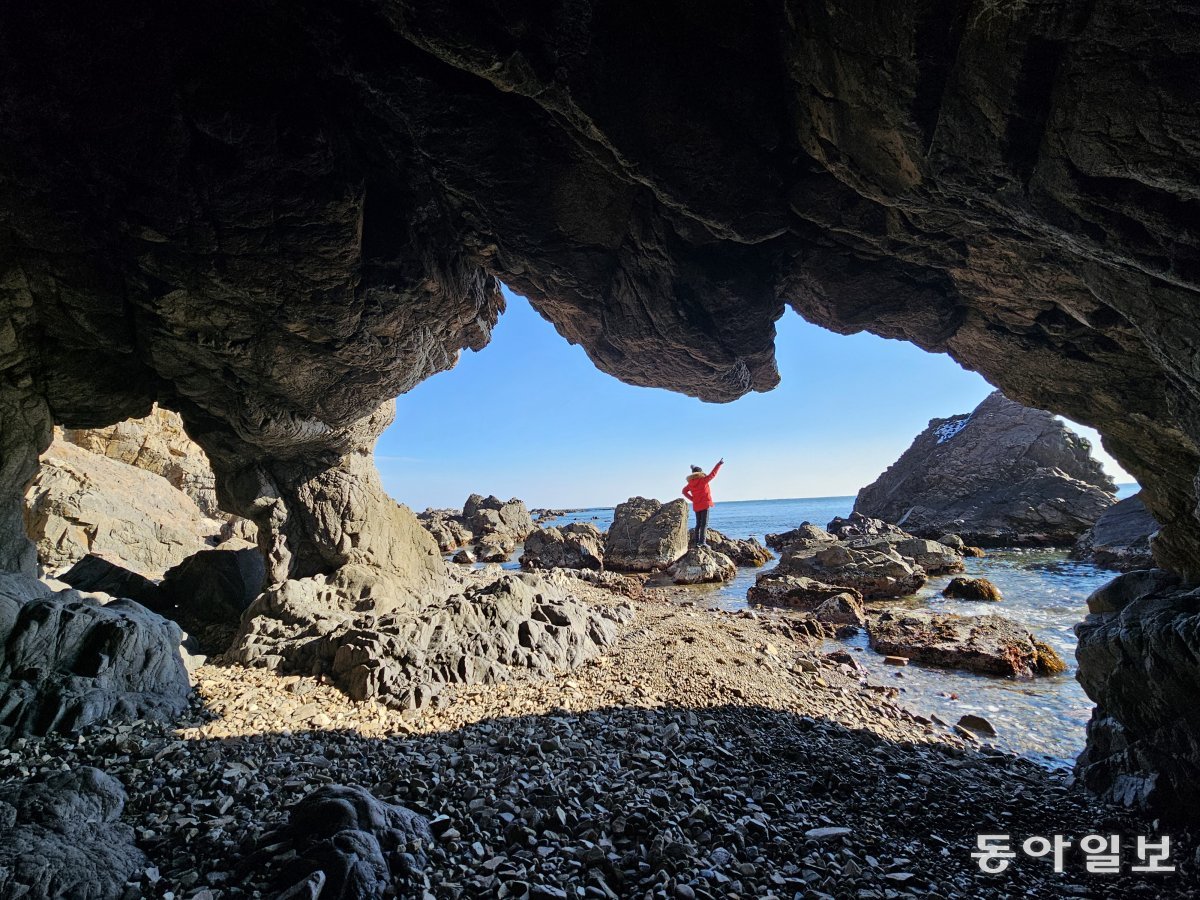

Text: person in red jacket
xmin=682 ymin=458 xmax=723 ymax=547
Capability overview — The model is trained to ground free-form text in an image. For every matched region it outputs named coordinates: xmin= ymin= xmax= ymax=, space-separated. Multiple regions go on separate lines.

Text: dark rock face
xmin=160 ymin=546 xmax=267 ymax=627
xmin=245 ymin=784 xmax=431 ymax=900
xmin=855 ymin=392 xmax=1116 ymax=546
xmin=0 ymin=575 xmax=192 ymax=743
xmin=60 ymin=553 xmax=165 ymax=610
xmin=604 ymin=498 xmax=689 ymax=572
xmin=868 ymin=610 xmax=1066 ymax=678
xmin=747 ymin=575 xmax=863 ymax=610
xmin=0 ymin=0 xmax=1198 ymax=816
xmin=1075 ymin=573 xmax=1200 ymax=821
xmin=1072 ymin=491 xmax=1160 ymax=571
xmin=0 ymin=767 xmax=148 ymax=900
xmin=520 ymin=523 xmax=604 ymax=571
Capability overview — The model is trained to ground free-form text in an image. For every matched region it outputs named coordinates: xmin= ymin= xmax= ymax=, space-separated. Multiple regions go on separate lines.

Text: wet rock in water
xmin=958 ymin=713 xmax=997 ymax=735
xmin=943 ymin=577 xmax=1003 ymax=603
xmin=747 ymin=574 xmax=863 ymax=610
xmin=867 ymin=609 xmax=1066 ymax=677
xmin=160 ymin=546 xmax=266 ymax=627
xmin=451 ymin=547 xmax=476 ymax=564
xmin=59 ymin=552 xmax=165 ymax=610
xmin=826 ymin=513 xmax=909 ymax=540
xmin=228 ymin=571 xmax=626 ymax=710
xmin=246 ymin=784 xmax=431 ymax=900
xmin=962 ymin=546 xmax=987 ymax=557
xmin=705 ymin=529 xmax=772 ymax=566
xmin=1071 ymin=491 xmax=1159 ymax=572
xmin=667 ymin=545 xmax=737 ymax=584
xmin=0 ymin=767 xmax=147 ymax=900
xmin=854 ymin=392 xmax=1116 ymax=546
xmin=520 ymin=523 xmax=604 ymax=571
xmin=768 ymin=541 xmax=926 ymax=600
xmin=812 ymin=593 xmax=867 ymax=629
xmin=1075 ymin=573 xmax=1200 ymax=820
xmin=938 ymin=533 xmax=966 ymax=551
xmin=0 ymin=574 xmax=191 ymax=743
xmin=605 ymin=497 xmax=689 ymax=572
xmin=24 ymin=435 xmax=220 ymax=573
xmin=765 ymin=523 xmax=836 ymax=552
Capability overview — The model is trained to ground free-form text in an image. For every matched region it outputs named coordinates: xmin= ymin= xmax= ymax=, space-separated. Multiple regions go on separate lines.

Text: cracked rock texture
xmin=855 ymin=392 xmax=1116 ymax=546
xmin=1072 ymin=491 xmax=1160 ymax=571
xmin=605 ymin=498 xmax=689 ymax=572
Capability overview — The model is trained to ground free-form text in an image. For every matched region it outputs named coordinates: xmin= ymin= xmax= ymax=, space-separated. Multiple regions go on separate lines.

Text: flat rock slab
xmin=867 ymin=609 xmax=1066 ymax=678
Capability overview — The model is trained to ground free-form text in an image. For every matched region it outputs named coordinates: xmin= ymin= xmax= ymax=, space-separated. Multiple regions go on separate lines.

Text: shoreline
xmin=3 ymin=571 xmax=1193 ymax=898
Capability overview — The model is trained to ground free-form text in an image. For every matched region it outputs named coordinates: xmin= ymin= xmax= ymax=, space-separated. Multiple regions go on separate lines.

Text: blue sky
xmin=379 ymin=287 xmax=1132 ymax=510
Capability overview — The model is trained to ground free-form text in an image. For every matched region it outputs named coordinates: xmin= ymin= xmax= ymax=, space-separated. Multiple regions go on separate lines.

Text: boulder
xmin=0 ymin=574 xmax=192 ymax=743
xmin=891 ymin=538 xmax=964 ymax=575
xmin=867 ymin=610 xmax=1067 ymax=677
xmin=826 ymin=513 xmax=910 ymax=540
xmin=667 ymin=545 xmax=737 ymax=584
xmin=770 ymin=541 xmax=926 ymax=600
xmin=943 ymin=577 xmax=1003 ymax=602
xmin=1071 ymin=491 xmax=1159 ymax=571
xmin=227 ymin=571 xmax=629 ymax=711
xmin=243 ymin=784 xmax=431 ymax=900
xmin=747 ymin=575 xmax=862 ymax=610
xmin=451 ymin=547 xmax=476 ymax=564
xmin=604 ymin=497 xmax=689 ymax=572
xmin=938 ymin=533 xmax=966 ymax=551
xmin=59 ymin=553 xmax=165 ymax=610
xmin=765 ymin=524 xmax=836 ymax=552
xmin=474 ymin=541 xmax=509 ymax=563
xmin=0 ymin=767 xmax=148 ymax=900
xmin=160 ymin=546 xmax=266 ymax=627
xmin=520 ymin=523 xmax=604 ymax=571
xmin=416 ymin=509 xmax=474 ymax=553
xmin=706 ymin=529 xmax=772 ymax=567
xmin=1075 ymin=575 xmax=1200 ymax=821
xmin=24 ymin=437 xmax=220 ymax=574
xmin=463 ymin=494 xmax=536 ymax=545
xmin=812 ymin=593 xmax=867 ymax=629
xmin=854 ymin=392 xmax=1117 ymax=546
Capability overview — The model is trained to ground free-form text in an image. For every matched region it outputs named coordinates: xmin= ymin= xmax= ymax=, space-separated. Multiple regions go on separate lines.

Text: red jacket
xmin=682 ymin=461 xmax=722 ymax=511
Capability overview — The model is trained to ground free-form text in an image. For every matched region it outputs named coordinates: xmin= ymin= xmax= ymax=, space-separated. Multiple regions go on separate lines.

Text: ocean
xmin=541 ymin=487 xmax=1140 ymax=767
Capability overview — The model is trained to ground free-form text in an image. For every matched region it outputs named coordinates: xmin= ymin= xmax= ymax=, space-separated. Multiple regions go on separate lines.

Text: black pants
xmin=694 ymin=507 xmax=709 ymax=546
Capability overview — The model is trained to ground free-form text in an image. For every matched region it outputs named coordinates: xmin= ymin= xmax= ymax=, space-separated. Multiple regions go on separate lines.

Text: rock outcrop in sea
xmin=854 ymin=392 xmax=1116 ymax=546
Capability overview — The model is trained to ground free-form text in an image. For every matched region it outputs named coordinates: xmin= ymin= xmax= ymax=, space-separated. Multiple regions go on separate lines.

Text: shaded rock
xmin=0 ymin=767 xmax=147 ymax=900
xmin=705 ymin=530 xmax=772 ymax=567
xmin=770 ymin=542 xmax=925 ymax=600
xmin=227 ymin=571 xmax=625 ymax=710
xmin=1072 ymin=492 xmax=1159 ymax=571
xmin=854 ymin=392 xmax=1116 ymax=546
xmin=812 ymin=593 xmax=867 ymax=629
xmin=0 ymin=574 xmax=191 ymax=743
xmin=943 ymin=577 xmax=1003 ymax=603
xmin=160 ymin=547 xmax=266 ymax=627
xmin=958 ymin=714 xmax=997 ymax=736
xmin=520 ymin=523 xmax=604 ymax=571
xmin=1075 ymin=576 xmax=1200 ymax=821
xmin=59 ymin=553 xmax=164 ymax=610
xmin=667 ymin=546 xmax=736 ymax=585
xmin=451 ymin=548 xmax=476 ymax=565
xmin=868 ymin=610 xmax=1067 ymax=678
xmin=24 ymin=437 xmax=220 ymax=574
xmin=247 ymin=784 xmax=431 ymax=900
xmin=605 ymin=497 xmax=688 ymax=572
xmin=748 ymin=574 xmax=862 ymax=610
xmin=765 ymin=524 xmax=835 ymax=552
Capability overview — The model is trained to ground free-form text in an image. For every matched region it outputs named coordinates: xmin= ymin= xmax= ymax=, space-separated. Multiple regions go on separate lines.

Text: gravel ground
xmin=1 ymin=577 xmax=1196 ymax=899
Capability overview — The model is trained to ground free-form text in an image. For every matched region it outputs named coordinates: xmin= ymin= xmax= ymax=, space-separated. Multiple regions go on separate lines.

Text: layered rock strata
xmin=1071 ymin=492 xmax=1159 ymax=572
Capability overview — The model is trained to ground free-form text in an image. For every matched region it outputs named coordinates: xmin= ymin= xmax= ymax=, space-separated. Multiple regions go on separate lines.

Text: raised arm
xmin=704 ymin=459 xmax=724 ymax=483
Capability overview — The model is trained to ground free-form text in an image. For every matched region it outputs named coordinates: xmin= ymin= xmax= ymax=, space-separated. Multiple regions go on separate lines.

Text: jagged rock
xmin=24 ymin=437 xmax=220 ymax=574
xmin=474 ymin=541 xmax=509 ymax=563
xmin=855 ymin=392 xmax=1116 ymax=546
xmin=768 ymin=542 xmax=926 ymax=600
xmin=417 ymin=509 xmax=474 ymax=554
xmin=868 ymin=610 xmax=1067 ymax=678
xmin=246 ymin=784 xmax=431 ymax=900
xmin=465 ymin=494 xmax=535 ymax=544
xmin=826 ymin=513 xmax=910 ymax=541
xmin=605 ymin=498 xmax=689 ymax=572
xmin=520 ymin=523 xmax=604 ymax=571
xmin=667 ymin=545 xmax=737 ymax=585
xmin=765 ymin=524 xmax=836 ymax=552
xmin=705 ymin=530 xmax=772 ymax=567
xmin=62 ymin=405 xmax=224 ymax=519
xmin=0 ymin=574 xmax=191 ymax=743
xmin=747 ymin=575 xmax=863 ymax=610
xmin=1071 ymin=492 xmax=1160 ymax=571
xmin=219 ymin=517 xmax=259 ymax=545
xmin=59 ymin=553 xmax=164 ymax=610
xmin=1075 ymin=573 xmax=1200 ymax=820
xmin=812 ymin=593 xmax=867 ymax=630
xmin=943 ymin=577 xmax=1003 ymax=602
xmin=0 ymin=767 xmax=148 ymax=900
xmin=227 ymin=571 xmax=626 ymax=710
xmin=160 ymin=547 xmax=266 ymax=627
xmin=451 ymin=548 xmax=476 ymax=564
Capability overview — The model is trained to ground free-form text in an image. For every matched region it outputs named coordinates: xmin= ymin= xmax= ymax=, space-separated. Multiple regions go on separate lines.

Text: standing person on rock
xmin=682 ymin=459 xmax=723 ymax=547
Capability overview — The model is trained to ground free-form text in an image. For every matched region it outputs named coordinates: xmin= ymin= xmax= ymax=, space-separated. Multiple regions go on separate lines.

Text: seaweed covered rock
xmin=868 ymin=610 xmax=1066 ymax=677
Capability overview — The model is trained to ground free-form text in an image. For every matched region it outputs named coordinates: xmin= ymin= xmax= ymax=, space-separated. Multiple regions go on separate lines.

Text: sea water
xmin=545 ymin=487 xmax=1139 ymax=767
